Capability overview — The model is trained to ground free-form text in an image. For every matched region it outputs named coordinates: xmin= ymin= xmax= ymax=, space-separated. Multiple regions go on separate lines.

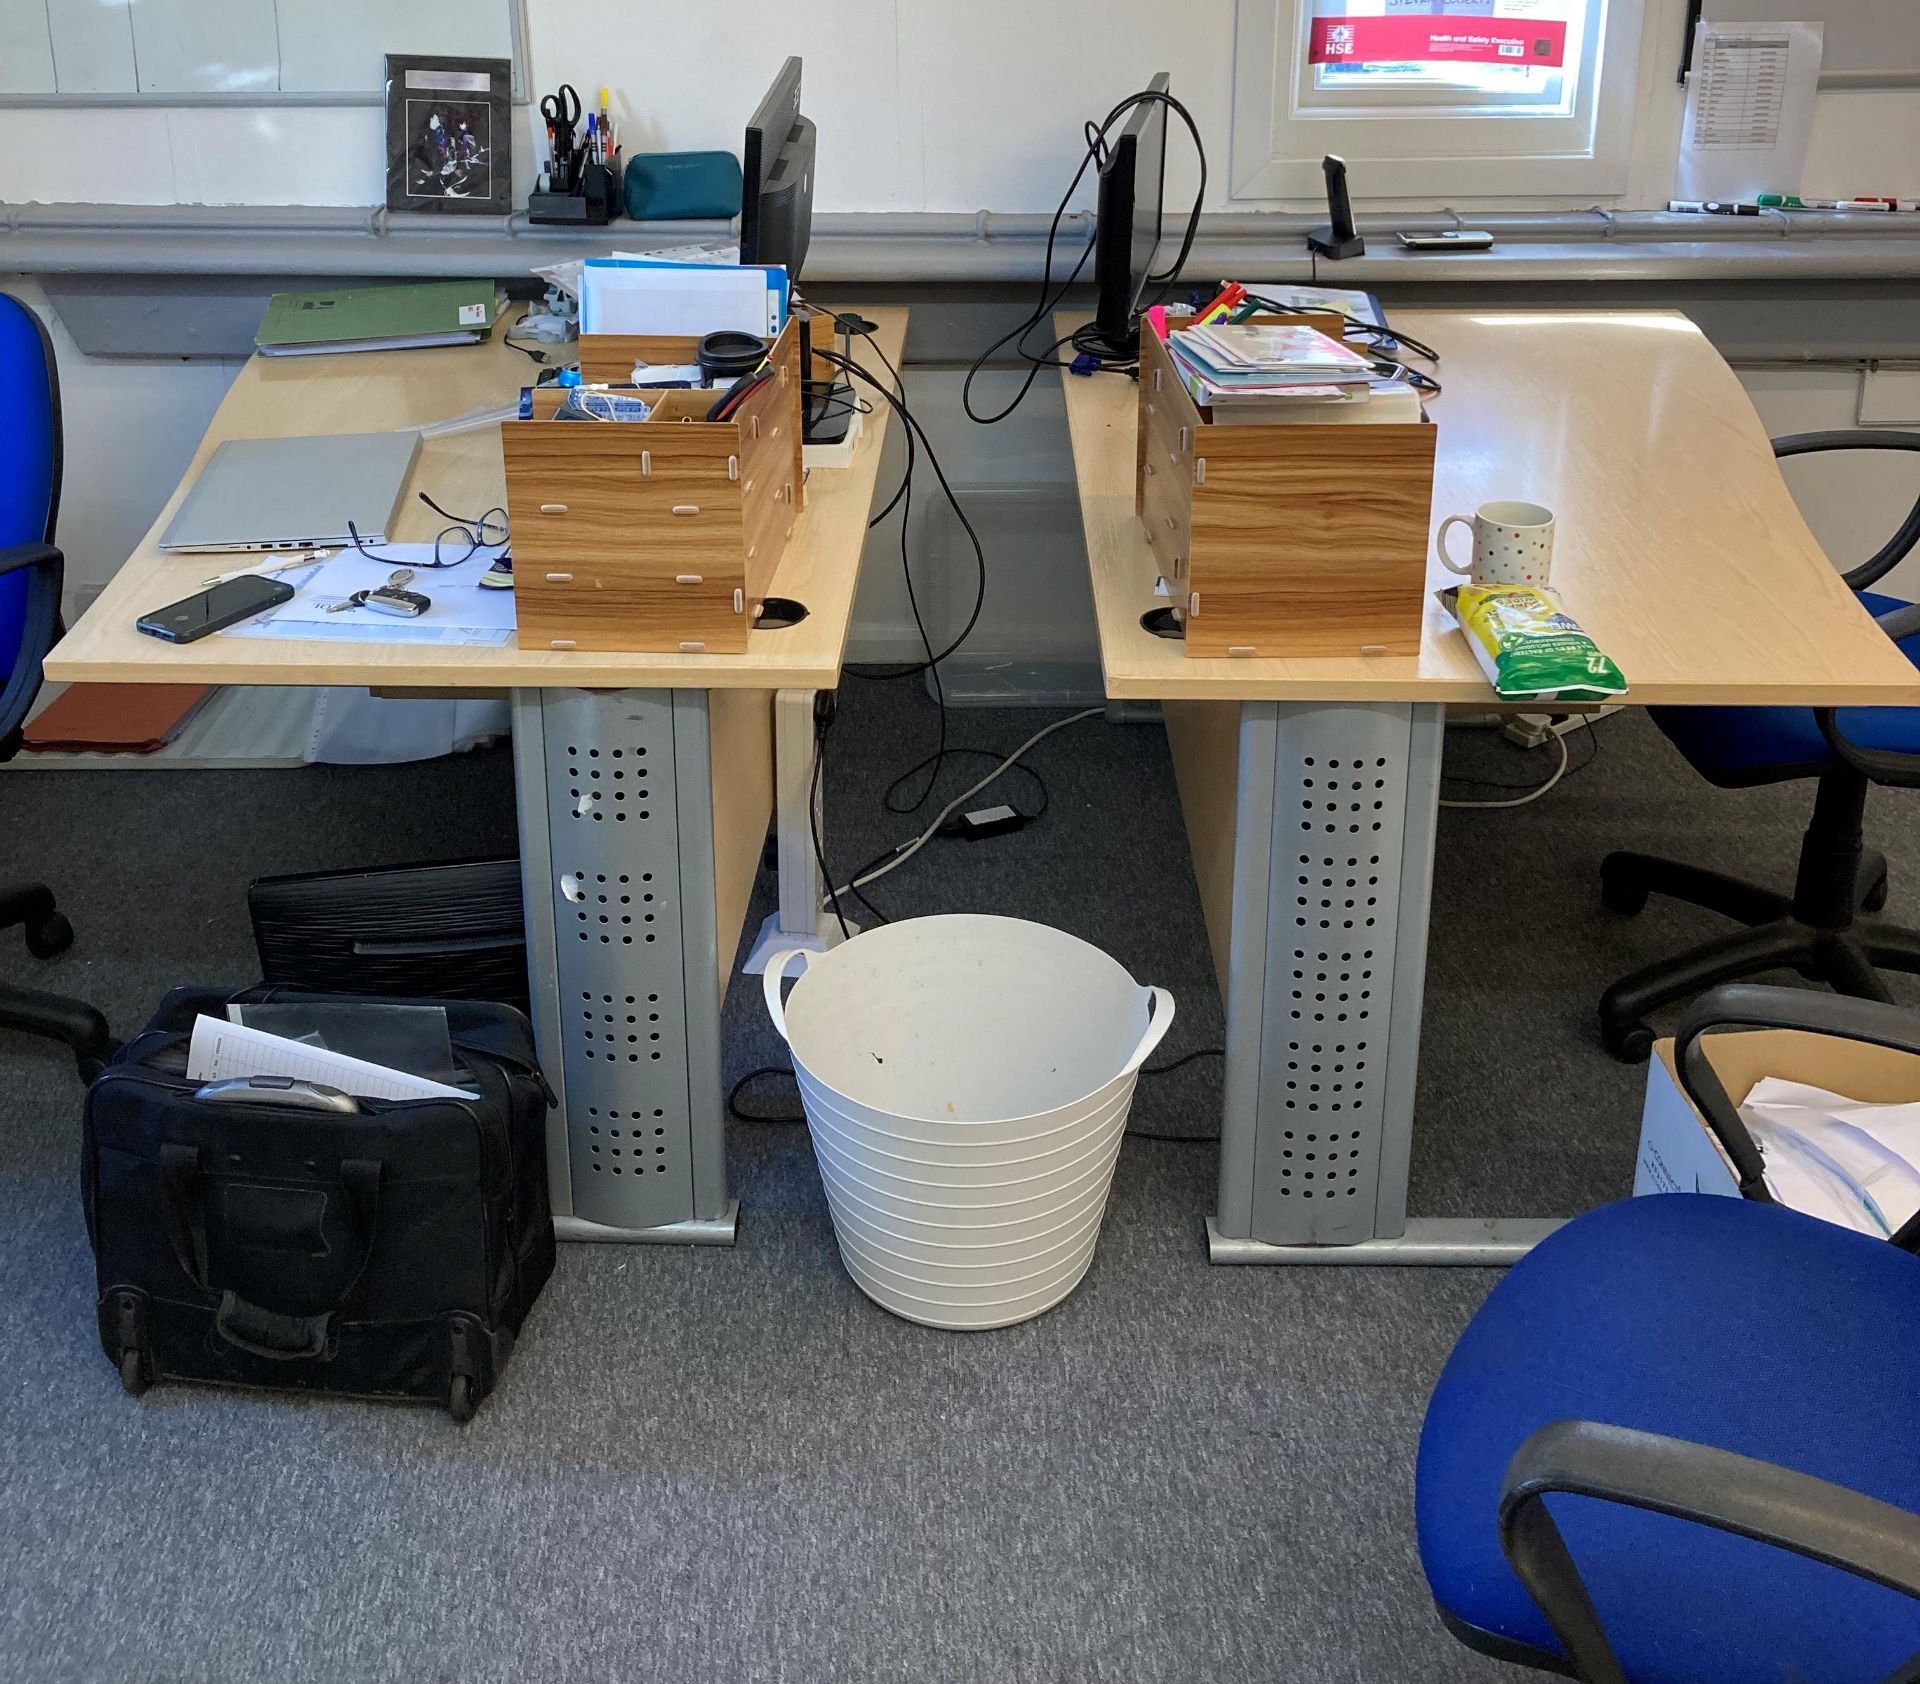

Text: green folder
xmin=256 ymin=280 xmax=500 ymax=357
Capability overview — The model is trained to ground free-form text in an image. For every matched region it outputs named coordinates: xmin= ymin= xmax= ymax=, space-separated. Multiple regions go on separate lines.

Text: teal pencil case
xmin=622 ymin=151 xmax=743 ymax=221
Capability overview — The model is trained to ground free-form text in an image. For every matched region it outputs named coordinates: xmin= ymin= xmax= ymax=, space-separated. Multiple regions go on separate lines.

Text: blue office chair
xmin=0 ymin=290 xmax=111 ymax=1073
xmin=1417 ymin=986 xmax=1920 ymax=1683
xmin=1599 ymin=432 xmax=1920 ymax=1062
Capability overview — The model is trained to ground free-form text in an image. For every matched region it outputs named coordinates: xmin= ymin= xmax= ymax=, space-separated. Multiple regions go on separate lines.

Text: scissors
xmin=540 ymin=84 xmax=582 ymax=187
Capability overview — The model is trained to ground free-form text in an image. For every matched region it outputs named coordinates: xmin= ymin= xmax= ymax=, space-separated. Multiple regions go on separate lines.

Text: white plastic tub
xmin=762 ymin=914 xmax=1172 ymax=1330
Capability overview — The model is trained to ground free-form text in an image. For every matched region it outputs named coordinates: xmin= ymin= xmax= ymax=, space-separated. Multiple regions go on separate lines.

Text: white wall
xmin=1743 ymin=369 xmax=1920 ymax=603
xmin=6 ymin=277 xmax=243 ymax=608
xmin=2 ymin=0 xmax=1912 ymax=213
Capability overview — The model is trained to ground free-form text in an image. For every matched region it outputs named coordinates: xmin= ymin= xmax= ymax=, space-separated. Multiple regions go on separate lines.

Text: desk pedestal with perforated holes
xmin=1163 ymin=700 xmax=1467 ymax=1259
xmin=511 ymin=688 xmax=739 ymax=1244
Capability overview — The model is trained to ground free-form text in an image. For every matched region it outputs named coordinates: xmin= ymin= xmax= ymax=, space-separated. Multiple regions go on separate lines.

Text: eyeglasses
xmin=348 ymin=492 xmax=510 ymax=569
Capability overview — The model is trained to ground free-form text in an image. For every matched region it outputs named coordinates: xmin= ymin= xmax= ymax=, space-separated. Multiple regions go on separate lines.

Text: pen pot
xmin=526 ymin=149 xmax=623 ymax=226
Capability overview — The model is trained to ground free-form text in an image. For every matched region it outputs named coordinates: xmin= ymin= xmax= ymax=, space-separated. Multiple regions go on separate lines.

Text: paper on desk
xmin=1676 ymin=19 xmax=1822 ymax=203
xmin=580 ymin=257 xmax=787 ymax=337
xmin=222 ymin=545 xmax=515 ymax=646
xmin=534 ymin=242 xmax=741 ymax=303
xmin=186 ymin=1015 xmax=469 ymax=1102
xmin=1739 ymin=1075 xmax=1920 ymax=1239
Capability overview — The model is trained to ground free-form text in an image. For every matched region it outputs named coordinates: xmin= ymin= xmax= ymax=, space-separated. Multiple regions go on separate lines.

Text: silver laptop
xmin=159 ymin=431 xmax=423 ymax=553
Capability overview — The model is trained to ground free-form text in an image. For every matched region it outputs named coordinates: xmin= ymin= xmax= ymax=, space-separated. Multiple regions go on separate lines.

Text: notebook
xmin=256 ymin=280 xmax=500 ymax=357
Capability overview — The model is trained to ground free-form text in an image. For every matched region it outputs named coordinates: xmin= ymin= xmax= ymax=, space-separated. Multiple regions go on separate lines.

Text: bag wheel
xmin=119 ymin=1348 xmax=151 ymax=1397
xmin=448 ymin=1374 xmax=476 ymax=1423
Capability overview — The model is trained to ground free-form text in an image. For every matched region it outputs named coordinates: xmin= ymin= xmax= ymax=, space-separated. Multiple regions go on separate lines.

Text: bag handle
xmin=1118 ymin=987 xmax=1177 ymax=1079
xmin=761 ymin=947 xmax=811 ymax=1045
xmin=159 ymin=1145 xmax=383 ymax=1360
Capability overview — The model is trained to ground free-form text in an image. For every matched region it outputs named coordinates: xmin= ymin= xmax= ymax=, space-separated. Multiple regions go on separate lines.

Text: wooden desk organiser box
xmin=1137 ymin=317 xmax=1437 ymax=659
xmin=500 ymin=316 xmax=805 ymax=654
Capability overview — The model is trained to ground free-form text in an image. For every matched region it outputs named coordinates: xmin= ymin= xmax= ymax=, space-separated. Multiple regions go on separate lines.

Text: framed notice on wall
xmin=384 ymin=54 xmax=513 ymax=217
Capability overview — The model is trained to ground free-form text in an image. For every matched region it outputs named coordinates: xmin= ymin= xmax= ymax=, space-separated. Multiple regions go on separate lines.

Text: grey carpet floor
xmin=2 ymin=688 xmax=1915 ymax=1683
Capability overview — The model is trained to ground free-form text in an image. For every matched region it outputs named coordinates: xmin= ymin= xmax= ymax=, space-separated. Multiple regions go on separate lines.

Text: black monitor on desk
xmin=1091 ymin=72 xmax=1170 ymax=357
xmin=741 ymin=57 xmax=849 ymax=445
xmin=741 ymin=56 xmax=815 ymax=281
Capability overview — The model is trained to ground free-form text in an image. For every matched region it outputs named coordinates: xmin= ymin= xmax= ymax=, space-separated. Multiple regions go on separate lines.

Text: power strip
xmin=1501 ymin=705 xmax=1622 ymax=750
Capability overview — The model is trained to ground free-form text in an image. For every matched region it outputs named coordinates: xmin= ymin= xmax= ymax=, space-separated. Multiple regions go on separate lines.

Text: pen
xmin=1757 ymin=194 xmax=1838 ymax=209
xmin=585 ymin=111 xmax=598 ymax=167
xmin=199 ymin=553 xmax=329 ymax=588
xmin=599 ymin=85 xmax=612 ymax=153
xmin=1836 ymin=198 xmax=1910 ymax=211
xmin=1667 ymin=199 xmax=1761 ymax=215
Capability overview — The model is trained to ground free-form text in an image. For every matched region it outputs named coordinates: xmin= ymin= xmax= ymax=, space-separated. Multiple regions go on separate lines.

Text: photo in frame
xmin=385 ymin=54 xmax=513 ymax=216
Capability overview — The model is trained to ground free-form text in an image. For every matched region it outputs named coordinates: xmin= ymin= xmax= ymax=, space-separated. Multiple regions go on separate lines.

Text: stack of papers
xmin=1168 ymin=322 xmax=1380 ymax=418
xmin=187 ymin=1015 xmax=469 ymax=1102
xmin=580 ymin=257 xmax=788 ymax=338
xmin=222 ymin=545 xmax=516 ymax=647
xmin=1739 ymin=1076 xmax=1920 ymax=1239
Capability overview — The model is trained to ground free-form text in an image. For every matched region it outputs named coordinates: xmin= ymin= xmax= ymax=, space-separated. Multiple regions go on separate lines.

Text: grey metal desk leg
xmin=512 ymin=688 xmax=738 ymax=1246
xmin=1207 ymin=701 xmax=1554 ymax=1266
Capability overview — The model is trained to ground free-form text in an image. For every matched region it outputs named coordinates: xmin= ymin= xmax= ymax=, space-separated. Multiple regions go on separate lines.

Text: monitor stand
xmin=803 ymin=379 xmax=856 ymax=446
xmin=797 ymin=309 xmax=857 ymax=446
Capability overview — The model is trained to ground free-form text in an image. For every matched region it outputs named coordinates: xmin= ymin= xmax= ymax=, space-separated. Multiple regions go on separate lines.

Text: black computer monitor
xmin=741 ymin=57 xmax=816 ymax=282
xmin=1092 ymin=73 xmax=1170 ymax=354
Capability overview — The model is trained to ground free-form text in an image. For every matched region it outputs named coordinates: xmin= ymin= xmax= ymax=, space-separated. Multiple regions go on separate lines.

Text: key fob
xmin=363 ymin=586 xmax=431 ymax=618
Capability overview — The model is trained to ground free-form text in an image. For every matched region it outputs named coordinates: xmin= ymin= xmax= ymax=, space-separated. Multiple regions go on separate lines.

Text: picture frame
xmin=384 ymin=54 xmax=513 ymax=217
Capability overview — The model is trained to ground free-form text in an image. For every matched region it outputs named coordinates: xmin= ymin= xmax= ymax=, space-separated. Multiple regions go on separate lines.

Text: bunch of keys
xmin=328 ymin=568 xmax=432 ymax=618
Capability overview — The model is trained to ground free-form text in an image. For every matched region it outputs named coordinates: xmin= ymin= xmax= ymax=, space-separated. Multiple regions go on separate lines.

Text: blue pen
xmin=585 ymin=111 xmax=598 ymax=167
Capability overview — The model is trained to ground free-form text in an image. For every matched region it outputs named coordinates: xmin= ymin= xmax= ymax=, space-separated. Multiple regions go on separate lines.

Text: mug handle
xmin=1436 ymin=514 xmax=1476 ymax=576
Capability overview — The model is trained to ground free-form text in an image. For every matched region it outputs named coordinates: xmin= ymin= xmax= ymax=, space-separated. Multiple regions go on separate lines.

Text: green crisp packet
xmin=1440 ymin=584 xmax=1628 ymax=703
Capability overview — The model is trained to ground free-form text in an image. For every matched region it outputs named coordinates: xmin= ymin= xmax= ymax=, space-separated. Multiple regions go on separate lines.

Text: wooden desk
xmin=47 ymin=308 xmax=907 ymax=1248
xmin=1066 ymin=308 xmax=1919 ymax=705
xmin=1059 ymin=308 xmax=1920 ymax=1265
xmin=49 ymin=312 xmax=905 ymax=692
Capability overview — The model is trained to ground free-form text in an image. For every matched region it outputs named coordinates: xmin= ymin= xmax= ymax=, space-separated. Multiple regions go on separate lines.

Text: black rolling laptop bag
xmin=82 ymin=987 xmax=556 ymax=1421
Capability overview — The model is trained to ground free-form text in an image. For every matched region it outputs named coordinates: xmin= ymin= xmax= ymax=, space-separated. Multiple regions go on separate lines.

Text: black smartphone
xmin=135 ymin=574 xmax=295 ymax=644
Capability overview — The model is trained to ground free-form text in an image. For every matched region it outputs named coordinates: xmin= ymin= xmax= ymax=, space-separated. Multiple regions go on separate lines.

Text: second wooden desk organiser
xmin=1137 ymin=317 xmax=1436 ymax=659
xmin=501 ymin=317 xmax=805 ymax=654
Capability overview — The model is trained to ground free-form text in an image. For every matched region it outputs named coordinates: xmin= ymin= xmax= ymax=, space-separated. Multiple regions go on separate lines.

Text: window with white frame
xmin=1231 ymin=0 xmax=1646 ymax=201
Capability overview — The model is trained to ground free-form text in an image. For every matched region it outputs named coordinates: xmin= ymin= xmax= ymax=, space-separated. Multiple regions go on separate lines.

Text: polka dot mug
xmin=1436 ymin=500 xmax=1555 ymax=589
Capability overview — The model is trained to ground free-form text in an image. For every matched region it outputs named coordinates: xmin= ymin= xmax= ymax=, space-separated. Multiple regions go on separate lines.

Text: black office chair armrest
xmin=0 ymin=541 xmax=64 ymax=756
xmin=1773 ymin=431 xmax=1920 ymax=592
xmin=1674 ymin=985 xmax=1920 ymax=1250
xmin=1499 ymin=1419 xmax=1920 ymax=1684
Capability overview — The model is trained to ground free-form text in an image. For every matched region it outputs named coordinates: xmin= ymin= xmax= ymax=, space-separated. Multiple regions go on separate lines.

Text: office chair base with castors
xmin=1598 ymin=766 xmax=1920 ymax=1061
xmin=0 ymin=882 xmax=113 ymax=1076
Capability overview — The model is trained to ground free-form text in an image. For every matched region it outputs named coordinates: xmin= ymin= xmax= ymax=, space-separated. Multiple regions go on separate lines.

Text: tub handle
xmin=1117 ymin=987 xmax=1177 ymax=1078
xmin=761 ymin=947 xmax=812 ymax=1044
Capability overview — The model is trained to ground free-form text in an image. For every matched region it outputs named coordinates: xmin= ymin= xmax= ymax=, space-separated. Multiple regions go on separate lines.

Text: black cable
xmin=1441 ymin=716 xmax=1604 ymax=795
xmin=886 ymin=746 xmax=1049 ymax=821
xmin=1140 ymin=1046 xmax=1224 ymax=1077
xmin=963 ymin=87 xmax=1208 ymax=423
xmin=805 ymin=322 xmax=959 ymax=820
xmin=811 ymin=723 xmax=851 ymax=941
xmin=1124 ymin=1128 xmax=1220 ymax=1145
xmin=814 ymin=347 xmax=991 ymax=682
xmin=1242 ymin=290 xmax=1442 ymax=368
xmin=728 ymin=1065 xmax=805 ymax=1124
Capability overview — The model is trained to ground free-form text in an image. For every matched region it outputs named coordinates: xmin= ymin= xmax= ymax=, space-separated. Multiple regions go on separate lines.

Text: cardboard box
xmin=1637 ymin=1026 xmax=1920 ymax=1200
